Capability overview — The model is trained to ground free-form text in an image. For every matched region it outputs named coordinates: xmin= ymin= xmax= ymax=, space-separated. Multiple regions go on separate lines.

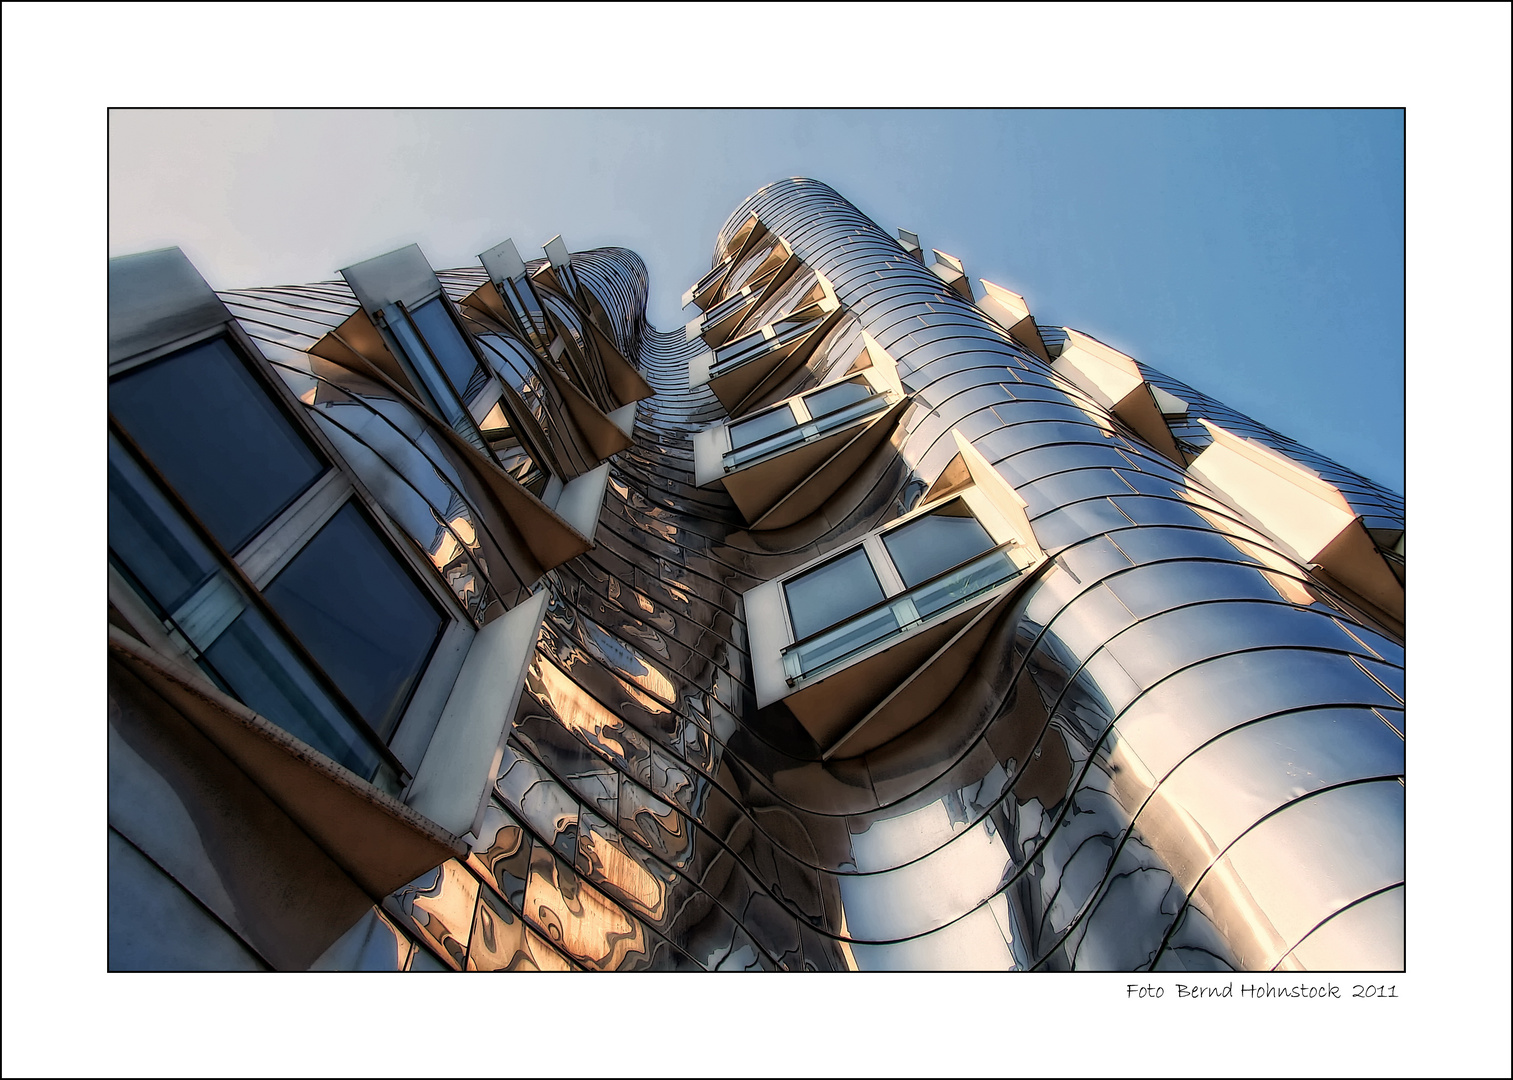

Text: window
xmin=710 ymin=294 xmax=835 ymax=377
xmin=109 ymin=335 xmax=460 ymax=792
xmin=721 ymin=236 xmax=786 ymax=297
xmin=407 ymin=297 xmax=491 ymax=402
xmin=692 ymin=355 xmax=910 ymax=530
xmin=882 ymin=500 xmax=995 ymax=587
xmin=385 ymin=299 xmax=493 ymax=423
xmin=784 ymin=546 xmax=886 ymax=640
xmin=776 ymin=496 xmax=1036 ymax=685
xmin=108 ymin=337 xmax=327 ymax=552
xmin=721 ymin=375 xmax=892 ymax=472
xmin=382 ymin=296 xmax=552 ymax=496
xmin=261 ymin=501 xmax=445 ymax=741
xmin=735 ymin=427 xmax=1047 ymax=754
xmin=728 ymin=403 xmax=798 ymax=453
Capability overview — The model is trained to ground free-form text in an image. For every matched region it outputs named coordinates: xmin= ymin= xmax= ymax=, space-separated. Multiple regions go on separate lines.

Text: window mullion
xmin=107 ymin=416 xmax=410 ymax=782
xmin=170 ymin=573 xmax=246 ymax=651
xmin=234 ymin=469 xmax=351 ymax=589
xmin=865 ymin=534 xmax=906 ymax=596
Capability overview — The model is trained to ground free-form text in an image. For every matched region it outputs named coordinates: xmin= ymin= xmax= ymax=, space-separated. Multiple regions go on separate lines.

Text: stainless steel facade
xmin=107 ymin=177 xmax=1404 ymax=972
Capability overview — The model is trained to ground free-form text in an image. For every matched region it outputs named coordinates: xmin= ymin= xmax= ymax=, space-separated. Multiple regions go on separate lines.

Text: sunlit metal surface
xmin=113 ymin=179 xmax=1400 ymax=971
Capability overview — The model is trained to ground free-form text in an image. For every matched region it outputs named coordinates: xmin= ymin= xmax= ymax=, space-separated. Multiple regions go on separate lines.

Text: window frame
xmin=376 ymin=294 xmax=503 ymax=454
xmin=107 ymin=321 xmax=479 ymax=787
xmin=710 ymin=295 xmax=837 ymax=376
xmin=775 ymin=489 xmax=1021 ymax=646
xmin=718 ymin=367 xmax=898 ymax=473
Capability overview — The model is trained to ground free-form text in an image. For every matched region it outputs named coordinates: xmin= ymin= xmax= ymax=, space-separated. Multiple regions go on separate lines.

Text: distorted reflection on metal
xmin=107 ymin=178 xmax=1403 ymax=972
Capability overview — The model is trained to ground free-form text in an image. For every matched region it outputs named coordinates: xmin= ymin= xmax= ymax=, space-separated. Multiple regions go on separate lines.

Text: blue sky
xmin=109 ymin=107 xmax=1405 ymax=490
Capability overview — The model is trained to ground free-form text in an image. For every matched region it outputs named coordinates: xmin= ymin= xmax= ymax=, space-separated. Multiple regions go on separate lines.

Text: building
xmin=107 ymin=177 xmax=1405 ymax=972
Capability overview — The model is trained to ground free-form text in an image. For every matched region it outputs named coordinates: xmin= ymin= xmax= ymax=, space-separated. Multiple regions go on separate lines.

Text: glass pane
xmin=804 ymin=377 xmax=875 ymax=419
xmin=714 ymin=331 xmax=769 ymax=369
xmin=263 ymin=502 xmax=446 ymax=740
xmin=784 ymin=547 xmax=886 ymax=640
xmin=110 ymin=338 xmax=327 ymax=553
xmin=409 ymin=299 xmax=484 ymax=398
xmin=203 ymin=607 xmax=385 ymax=781
xmin=883 ymin=503 xmax=994 ymax=588
xmin=108 ymin=437 xmax=219 ymax=613
xmin=791 ymin=606 xmax=901 ymax=676
xmin=729 ymin=405 xmax=796 ymax=451
xmin=911 ymin=550 xmax=1018 ymax=620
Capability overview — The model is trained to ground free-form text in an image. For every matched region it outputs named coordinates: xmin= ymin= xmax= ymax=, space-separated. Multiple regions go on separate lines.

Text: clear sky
xmin=110 ymin=108 xmax=1407 ymax=491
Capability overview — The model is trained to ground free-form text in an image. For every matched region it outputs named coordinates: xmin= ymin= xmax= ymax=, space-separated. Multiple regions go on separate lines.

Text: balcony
xmin=1186 ymin=419 xmax=1405 ymax=633
xmin=688 ymin=294 xmax=845 ymax=416
xmin=745 ymin=433 xmax=1047 ymax=758
xmin=783 ymin=543 xmax=1034 ymax=687
xmin=1049 ymin=328 xmax=1186 ymax=465
xmin=693 ymin=353 xmax=909 ymax=529
xmin=690 ymin=251 xmax=806 ymax=349
xmin=682 ymin=213 xmax=772 ymax=311
xmin=976 ymin=278 xmax=1053 ymax=363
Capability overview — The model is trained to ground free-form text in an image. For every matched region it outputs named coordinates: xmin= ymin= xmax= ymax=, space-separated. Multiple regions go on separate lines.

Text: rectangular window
xmin=109 ymin=436 xmax=392 ymax=784
xmin=802 ymin=376 xmax=875 ymax=420
xmin=109 ymin=338 xmax=327 ymax=553
xmin=200 ymin=606 xmax=389 ymax=781
xmin=783 ymin=546 xmax=885 ymax=640
xmin=262 ymin=501 xmax=447 ymax=740
xmin=882 ymin=502 xmax=995 ymax=587
xmin=729 ymin=404 xmax=797 ymax=452
xmin=107 ymin=333 xmax=462 ymax=789
xmin=776 ymin=497 xmax=1033 ymax=684
xmin=408 ymin=297 xmax=490 ymax=401
xmin=108 ymin=438 xmax=221 ymax=614
xmin=720 ymin=376 xmax=891 ymax=473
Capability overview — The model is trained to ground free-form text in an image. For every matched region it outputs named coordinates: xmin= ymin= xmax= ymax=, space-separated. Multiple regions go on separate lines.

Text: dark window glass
xmin=409 ymin=298 xmax=484 ymax=397
xmin=202 ymin=607 xmax=385 ymax=781
xmin=263 ymin=502 xmax=445 ymax=739
xmin=784 ymin=547 xmax=886 ymax=640
xmin=108 ymin=437 xmax=219 ymax=613
xmin=729 ymin=404 xmax=796 ymax=451
xmin=804 ymin=377 xmax=875 ymax=419
xmin=110 ymin=338 xmax=327 ymax=553
xmin=883 ymin=503 xmax=994 ymax=588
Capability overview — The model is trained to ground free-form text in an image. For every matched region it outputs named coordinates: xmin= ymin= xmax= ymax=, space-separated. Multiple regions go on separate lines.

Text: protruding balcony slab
xmin=686 ymin=214 xmax=771 ymax=311
xmin=977 ymin=278 xmax=1053 ymax=364
xmin=822 ymin=587 xmax=1017 ymax=759
xmin=307 ymin=328 xmax=593 ymax=577
xmin=897 ymin=228 xmax=926 ymax=264
xmin=537 ymin=360 xmax=635 ymax=461
xmin=1188 ymin=419 xmax=1404 ymax=630
xmin=695 ymin=252 xmax=804 ymax=349
xmin=1052 ymin=328 xmax=1186 ymax=465
xmin=745 ymin=448 xmax=1046 ymax=757
xmin=751 ymin=397 xmax=909 ymax=530
xmin=109 ymin=627 xmax=466 ymax=902
xmin=694 ymin=360 xmax=908 ymax=529
xmin=691 ymin=295 xmax=844 ymax=416
xmin=406 ymin=591 xmax=549 ymax=838
xmin=930 ymin=249 xmax=975 ymax=301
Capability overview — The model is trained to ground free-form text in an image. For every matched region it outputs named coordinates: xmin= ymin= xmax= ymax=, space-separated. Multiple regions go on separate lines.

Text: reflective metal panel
xmin=110 ymin=181 xmax=1403 ymax=973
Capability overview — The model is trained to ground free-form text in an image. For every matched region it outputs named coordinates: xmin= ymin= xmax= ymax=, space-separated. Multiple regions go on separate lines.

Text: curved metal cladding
xmin=189 ymin=183 xmax=1399 ymax=972
xmin=683 ymin=178 xmax=1404 ymax=970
